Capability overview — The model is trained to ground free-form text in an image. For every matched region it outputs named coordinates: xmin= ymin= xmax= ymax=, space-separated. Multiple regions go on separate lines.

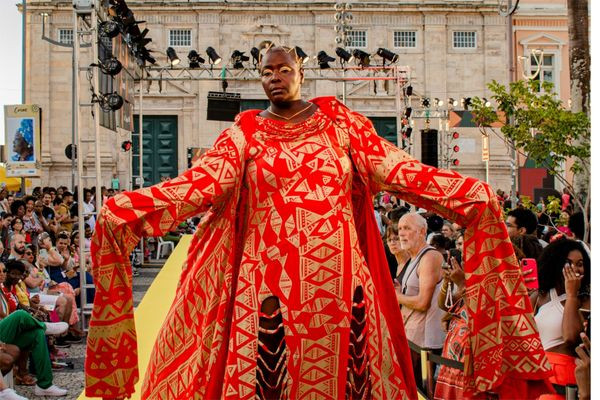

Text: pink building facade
xmin=513 ymin=0 xmax=572 ymax=202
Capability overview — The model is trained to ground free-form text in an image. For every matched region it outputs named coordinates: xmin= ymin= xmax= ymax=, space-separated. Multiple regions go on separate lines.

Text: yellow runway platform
xmin=79 ymin=234 xmax=427 ymax=400
xmin=79 ymin=235 xmax=192 ymax=400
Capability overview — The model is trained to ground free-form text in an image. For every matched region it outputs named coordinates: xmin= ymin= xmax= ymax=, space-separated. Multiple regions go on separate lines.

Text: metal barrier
xmin=406 ymin=340 xmax=577 ymax=400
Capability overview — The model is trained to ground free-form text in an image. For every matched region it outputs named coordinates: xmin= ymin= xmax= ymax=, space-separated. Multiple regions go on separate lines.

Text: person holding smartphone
xmin=434 ymin=232 xmax=470 ymax=400
xmin=530 ymin=239 xmax=590 ymax=399
xmin=511 ymin=235 xmax=543 ymax=291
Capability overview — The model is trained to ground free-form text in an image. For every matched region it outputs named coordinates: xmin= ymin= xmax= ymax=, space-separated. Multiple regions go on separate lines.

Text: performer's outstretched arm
xmin=344 ymin=108 xmax=552 ymax=397
xmin=85 ymin=125 xmax=246 ymax=399
xmin=346 ymin=111 xmax=490 ymax=226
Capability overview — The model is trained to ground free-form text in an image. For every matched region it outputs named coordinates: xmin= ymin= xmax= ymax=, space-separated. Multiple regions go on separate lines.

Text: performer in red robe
xmin=85 ymin=46 xmax=552 ymax=399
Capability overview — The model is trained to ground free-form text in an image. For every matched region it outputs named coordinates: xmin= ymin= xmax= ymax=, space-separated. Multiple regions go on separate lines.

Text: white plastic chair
xmin=155 ymin=237 xmax=174 ymax=260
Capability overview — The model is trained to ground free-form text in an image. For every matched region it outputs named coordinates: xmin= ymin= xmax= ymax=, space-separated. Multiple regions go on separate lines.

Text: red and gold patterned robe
xmin=85 ymin=97 xmax=552 ymax=399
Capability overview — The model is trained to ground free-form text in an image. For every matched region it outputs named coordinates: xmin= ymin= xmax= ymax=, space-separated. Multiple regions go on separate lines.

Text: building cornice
xmin=22 ymin=1 xmax=502 ymax=14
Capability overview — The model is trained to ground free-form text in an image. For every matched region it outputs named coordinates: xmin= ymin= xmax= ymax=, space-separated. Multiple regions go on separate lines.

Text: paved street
xmin=16 ymin=266 xmax=162 ymax=400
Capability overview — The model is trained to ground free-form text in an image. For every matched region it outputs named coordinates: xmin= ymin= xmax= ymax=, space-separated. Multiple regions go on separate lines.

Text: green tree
xmin=470 ymin=79 xmax=591 ymax=242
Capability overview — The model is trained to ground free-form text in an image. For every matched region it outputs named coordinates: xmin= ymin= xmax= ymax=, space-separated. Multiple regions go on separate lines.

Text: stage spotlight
xmin=97 ymin=57 xmax=122 ymax=76
xmin=461 ymin=97 xmax=472 ymax=110
xmin=98 ymin=92 xmax=124 ymax=112
xmin=451 ymin=159 xmax=460 ymax=166
xmin=119 ymin=8 xmax=138 ymax=33
xmin=99 ymin=20 xmax=121 ymax=39
xmin=187 ymin=50 xmax=204 ymax=68
xmin=295 ymin=46 xmax=310 ymax=64
xmin=482 ymin=98 xmax=492 ymax=107
xmin=206 ymin=46 xmax=222 ymax=65
xmin=448 ymin=98 xmax=459 ymax=107
xmin=231 ymin=50 xmax=250 ymax=69
xmin=421 ymin=98 xmax=430 ymax=108
xmin=251 ymin=47 xmax=261 ymax=65
xmin=166 ymin=47 xmax=180 ymax=66
xmin=404 ymin=107 xmax=412 ymax=118
xmin=453 ymin=145 xmax=460 ymax=153
xmin=352 ymin=49 xmax=370 ymax=67
xmin=136 ymin=46 xmax=155 ymax=65
xmin=132 ymin=28 xmax=152 ymax=47
xmin=335 ymin=47 xmax=354 ymax=63
xmin=406 ymin=85 xmax=413 ymax=96
xmin=434 ymin=98 xmax=444 ymax=107
xmin=106 ymin=92 xmax=124 ymax=111
xmin=376 ymin=48 xmax=398 ymax=64
xmin=121 ymin=140 xmax=132 ymax=152
xmin=317 ymin=50 xmax=336 ymax=69
xmin=64 ymin=144 xmax=77 ymax=160
xmin=108 ymin=0 xmax=129 ymax=17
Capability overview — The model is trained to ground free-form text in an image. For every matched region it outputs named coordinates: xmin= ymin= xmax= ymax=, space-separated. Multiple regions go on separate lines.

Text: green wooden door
xmin=368 ymin=117 xmax=397 ymax=146
xmin=132 ymin=115 xmax=178 ymax=187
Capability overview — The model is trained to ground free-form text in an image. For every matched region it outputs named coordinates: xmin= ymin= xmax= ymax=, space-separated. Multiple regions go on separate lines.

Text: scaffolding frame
xmin=138 ymin=64 xmax=413 ymax=156
xmin=132 ymin=64 xmax=414 ymax=262
xmin=72 ymin=0 xmax=106 ymax=329
xmin=70 ymin=1 xmax=416 ymax=328
xmin=143 ymin=64 xmax=409 ymax=82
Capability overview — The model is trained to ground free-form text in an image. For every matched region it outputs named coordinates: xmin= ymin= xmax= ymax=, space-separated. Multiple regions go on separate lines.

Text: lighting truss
xmin=409 ymin=110 xmax=449 ymax=119
xmin=141 ymin=65 xmax=411 ymax=82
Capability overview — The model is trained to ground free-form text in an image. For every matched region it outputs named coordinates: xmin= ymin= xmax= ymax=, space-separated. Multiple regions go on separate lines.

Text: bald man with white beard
xmin=394 ymin=213 xmax=446 ymax=351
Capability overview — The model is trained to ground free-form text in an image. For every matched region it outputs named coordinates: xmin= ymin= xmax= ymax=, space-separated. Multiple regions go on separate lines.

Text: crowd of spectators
xmin=0 ymin=184 xmax=114 ymax=398
xmin=0 ymin=181 xmax=203 ymax=399
xmin=375 ymin=189 xmax=591 ymax=400
xmin=0 ymin=180 xmax=588 ymax=399
xmin=0 ymin=183 xmax=174 ymax=399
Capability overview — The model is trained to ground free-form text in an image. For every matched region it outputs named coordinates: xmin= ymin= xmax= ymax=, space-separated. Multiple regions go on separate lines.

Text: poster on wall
xmin=3 ymin=104 xmax=42 ymax=177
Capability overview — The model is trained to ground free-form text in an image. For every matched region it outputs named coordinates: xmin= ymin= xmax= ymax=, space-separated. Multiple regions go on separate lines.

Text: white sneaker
xmin=0 ymin=388 xmax=28 ymax=400
xmin=44 ymin=322 xmax=69 ymax=336
xmin=34 ymin=384 xmax=67 ymax=397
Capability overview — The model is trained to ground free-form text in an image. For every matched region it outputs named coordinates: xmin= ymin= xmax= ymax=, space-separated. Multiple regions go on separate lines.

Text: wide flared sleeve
xmin=84 ymin=124 xmax=246 ymax=399
xmin=301 ymin=95 xmax=555 ymax=398
xmin=343 ymin=108 xmax=553 ymax=397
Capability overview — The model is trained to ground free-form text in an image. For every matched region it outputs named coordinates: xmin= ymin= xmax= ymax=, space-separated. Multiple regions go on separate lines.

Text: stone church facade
xmin=22 ymin=0 xmax=514 ymax=192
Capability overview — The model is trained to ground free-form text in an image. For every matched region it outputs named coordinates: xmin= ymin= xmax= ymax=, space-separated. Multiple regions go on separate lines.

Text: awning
xmin=0 ymin=165 xmax=32 ymax=191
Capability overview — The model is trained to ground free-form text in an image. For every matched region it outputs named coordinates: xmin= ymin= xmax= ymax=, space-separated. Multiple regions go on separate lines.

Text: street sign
xmin=482 ymin=135 xmax=490 ymax=161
